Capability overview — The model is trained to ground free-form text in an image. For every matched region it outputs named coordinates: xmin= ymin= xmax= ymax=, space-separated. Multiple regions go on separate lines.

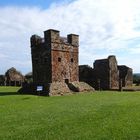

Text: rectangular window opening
xmin=58 ymin=57 xmax=61 ymax=62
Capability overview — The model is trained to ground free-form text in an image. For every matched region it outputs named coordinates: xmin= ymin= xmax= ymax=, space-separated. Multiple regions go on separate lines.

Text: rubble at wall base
xmin=18 ymin=81 xmax=95 ymax=96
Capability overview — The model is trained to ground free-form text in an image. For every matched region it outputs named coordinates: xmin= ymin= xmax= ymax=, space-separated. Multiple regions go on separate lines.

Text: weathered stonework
xmin=31 ymin=29 xmax=79 ymax=84
xmin=48 ymin=82 xmax=71 ymax=96
xmin=68 ymin=81 xmax=94 ymax=92
xmin=118 ymin=65 xmax=133 ymax=87
xmin=28 ymin=29 xmax=94 ymax=95
xmin=79 ymin=55 xmax=133 ymax=90
xmin=93 ymin=55 xmax=119 ymax=90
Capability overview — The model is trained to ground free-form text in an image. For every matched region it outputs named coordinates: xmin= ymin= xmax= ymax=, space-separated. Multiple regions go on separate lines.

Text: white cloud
xmin=0 ymin=0 xmax=140 ymax=74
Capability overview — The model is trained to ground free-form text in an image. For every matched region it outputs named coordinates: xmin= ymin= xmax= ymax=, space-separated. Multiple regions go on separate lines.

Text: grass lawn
xmin=0 ymin=86 xmax=140 ymax=140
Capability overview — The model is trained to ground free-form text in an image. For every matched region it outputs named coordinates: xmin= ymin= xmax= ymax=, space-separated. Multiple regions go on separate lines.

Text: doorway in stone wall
xmin=65 ymin=79 xmax=69 ymax=84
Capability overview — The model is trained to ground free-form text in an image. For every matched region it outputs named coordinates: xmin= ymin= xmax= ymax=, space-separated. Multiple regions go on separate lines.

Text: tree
xmin=133 ymin=74 xmax=140 ymax=86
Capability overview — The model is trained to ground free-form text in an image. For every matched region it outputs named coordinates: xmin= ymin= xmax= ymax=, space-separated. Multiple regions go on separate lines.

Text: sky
xmin=0 ymin=0 xmax=140 ymax=74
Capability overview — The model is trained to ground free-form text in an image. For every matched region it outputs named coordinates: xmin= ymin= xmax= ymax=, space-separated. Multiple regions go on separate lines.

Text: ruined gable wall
xmin=118 ymin=65 xmax=133 ymax=87
xmin=125 ymin=68 xmax=133 ymax=86
xmin=108 ymin=56 xmax=119 ymax=89
xmin=94 ymin=59 xmax=110 ymax=90
xmin=93 ymin=56 xmax=119 ymax=90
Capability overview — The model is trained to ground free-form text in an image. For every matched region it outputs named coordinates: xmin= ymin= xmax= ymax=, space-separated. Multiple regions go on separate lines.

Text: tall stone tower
xmin=31 ymin=29 xmax=79 ymax=83
xmin=30 ymin=29 xmax=79 ymax=95
xmin=30 ymin=29 xmax=94 ymax=95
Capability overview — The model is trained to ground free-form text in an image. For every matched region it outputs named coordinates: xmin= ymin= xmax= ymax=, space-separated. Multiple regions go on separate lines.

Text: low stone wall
xmin=122 ymin=86 xmax=140 ymax=91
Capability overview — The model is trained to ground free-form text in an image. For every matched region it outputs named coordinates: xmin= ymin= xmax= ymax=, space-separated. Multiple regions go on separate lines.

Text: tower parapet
xmin=30 ymin=35 xmax=43 ymax=47
xmin=67 ymin=34 xmax=79 ymax=47
xmin=44 ymin=29 xmax=60 ymax=43
xmin=31 ymin=29 xmax=79 ymax=47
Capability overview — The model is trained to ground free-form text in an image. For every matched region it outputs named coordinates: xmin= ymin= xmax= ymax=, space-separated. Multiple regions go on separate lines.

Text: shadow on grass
xmin=0 ymin=92 xmax=46 ymax=97
xmin=0 ymin=92 xmax=21 ymax=96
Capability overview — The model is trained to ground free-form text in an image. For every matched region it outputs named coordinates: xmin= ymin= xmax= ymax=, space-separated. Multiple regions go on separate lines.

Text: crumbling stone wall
xmin=93 ymin=55 xmax=119 ymax=90
xmin=79 ymin=65 xmax=94 ymax=87
xmin=118 ymin=65 xmax=133 ymax=87
xmin=68 ymin=81 xmax=94 ymax=92
xmin=5 ymin=67 xmax=25 ymax=86
xmin=79 ymin=55 xmax=133 ymax=90
xmin=29 ymin=29 xmax=133 ymax=94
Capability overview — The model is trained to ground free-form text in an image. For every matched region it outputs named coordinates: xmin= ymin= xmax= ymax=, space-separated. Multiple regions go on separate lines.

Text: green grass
xmin=0 ymin=86 xmax=140 ymax=140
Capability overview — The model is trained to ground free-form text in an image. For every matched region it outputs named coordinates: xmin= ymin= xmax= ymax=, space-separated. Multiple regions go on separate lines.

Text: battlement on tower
xmin=30 ymin=29 xmax=79 ymax=47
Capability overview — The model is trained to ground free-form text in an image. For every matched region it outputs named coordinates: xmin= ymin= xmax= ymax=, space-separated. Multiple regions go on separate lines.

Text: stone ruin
xmin=21 ymin=29 xmax=94 ymax=95
xmin=79 ymin=55 xmax=133 ymax=90
xmin=18 ymin=29 xmax=133 ymax=94
xmin=5 ymin=67 xmax=25 ymax=86
xmin=79 ymin=65 xmax=94 ymax=87
xmin=93 ymin=55 xmax=119 ymax=90
xmin=118 ymin=65 xmax=133 ymax=87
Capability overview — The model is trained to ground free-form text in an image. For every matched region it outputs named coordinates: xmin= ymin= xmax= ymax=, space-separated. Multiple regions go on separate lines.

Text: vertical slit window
xmin=58 ymin=57 xmax=61 ymax=62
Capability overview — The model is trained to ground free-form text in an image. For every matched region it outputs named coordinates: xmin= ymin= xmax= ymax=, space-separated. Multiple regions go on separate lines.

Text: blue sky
xmin=0 ymin=0 xmax=140 ymax=74
xmin=0 ymin=0 xmax=65 ymax=8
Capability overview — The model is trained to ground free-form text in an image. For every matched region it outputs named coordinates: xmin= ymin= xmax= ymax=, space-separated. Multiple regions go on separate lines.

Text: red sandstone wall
xmin=51 ymin=43 xmax=78 ymax=83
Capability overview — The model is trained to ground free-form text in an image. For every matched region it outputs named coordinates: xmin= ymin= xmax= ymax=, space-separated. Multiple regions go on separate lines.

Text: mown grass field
xmin=0 ymin=86 xmax=140 ymax=140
